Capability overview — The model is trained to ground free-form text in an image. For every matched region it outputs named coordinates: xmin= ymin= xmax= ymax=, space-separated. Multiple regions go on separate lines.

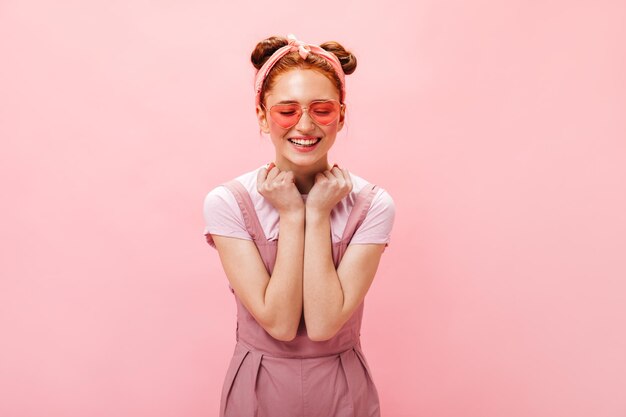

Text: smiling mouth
xmin=288 ymin=138 xmax=321 ymax=147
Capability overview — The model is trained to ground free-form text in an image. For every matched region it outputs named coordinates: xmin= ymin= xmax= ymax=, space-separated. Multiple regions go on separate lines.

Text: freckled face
xmin=256 ymin=69 xmax=345 ymax=169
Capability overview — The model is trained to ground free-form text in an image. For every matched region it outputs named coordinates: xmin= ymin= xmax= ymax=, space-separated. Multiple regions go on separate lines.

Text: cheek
xmin=322 ymin=124 xmax=339 ymax=136
xmin=268 ymin=129 xmax=287 ymax=145
xmin=269 ymin=128 xmax=286 ymax=141
xmin=267 ymin=119 xmax=287 ymax=135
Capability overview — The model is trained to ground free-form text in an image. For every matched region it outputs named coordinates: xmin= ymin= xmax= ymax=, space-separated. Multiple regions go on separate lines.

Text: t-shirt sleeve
xmin=203 ymin=185 xmax=253 ymax=249
xmin=349 ymin=188 xmax=396 ymax=250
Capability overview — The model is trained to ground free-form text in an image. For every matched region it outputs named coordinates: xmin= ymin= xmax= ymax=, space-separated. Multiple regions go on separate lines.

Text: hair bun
xmin=250 ymin=36 xmax=289 ymax=70
xmin=320 ymin=41 xmax=357 ymax=75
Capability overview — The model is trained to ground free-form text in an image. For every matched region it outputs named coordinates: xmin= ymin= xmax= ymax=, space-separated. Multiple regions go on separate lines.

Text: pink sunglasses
xmin=261 ymin=99 xmax=344 ymax=129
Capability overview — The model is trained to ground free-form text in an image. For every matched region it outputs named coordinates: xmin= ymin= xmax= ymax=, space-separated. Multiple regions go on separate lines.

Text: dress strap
xmin=222 ymin=180 xmax=268 ymax=242
xmin=340 ymin=183 xmax=379 ymax=242
xmin=223 ymin=180 xmax=377 ymax=246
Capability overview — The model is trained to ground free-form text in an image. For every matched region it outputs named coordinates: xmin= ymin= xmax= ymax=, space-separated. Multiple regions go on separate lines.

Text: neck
xmin=274 ymin=157 xmax=331 ymax=194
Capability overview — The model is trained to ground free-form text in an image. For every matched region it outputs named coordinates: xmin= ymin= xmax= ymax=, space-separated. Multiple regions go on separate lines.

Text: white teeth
xmin=289 ymin=138 xmax=320 ymax=145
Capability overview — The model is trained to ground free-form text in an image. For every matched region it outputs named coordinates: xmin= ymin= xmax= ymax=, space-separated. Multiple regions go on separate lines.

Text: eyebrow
xmin=275 ymin=99 xmax=334 ymax=104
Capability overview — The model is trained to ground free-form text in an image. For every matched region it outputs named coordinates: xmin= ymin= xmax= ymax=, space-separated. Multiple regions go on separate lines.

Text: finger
xmin=329 ymin=166 xmax=343 ymax=179
xmin=329 ymin=168 xmax=345 ymax=187
xmin=275 ymin=172 xmax=295 ymax=186
xmin=266 ymin=165 xmax=280 ymax=181
xmin=335 ymin=172 xmax=346 ymax=188
xmin=343 ymin=169 xmax=352 ymax=184
xmin=330 ymin=167 xmax=348 ymax=188
xmin=275 ymin=171 xmax=288 ymax=182
xmin=336 ymin=167 xmax=348 ymax=182
xmin=283 ymin=170 xmax=296 ymax=184
xmin=257 ymin=166 xmax=268 ymax=189
xmin=343 ymin=168 xmax=353 ymax=189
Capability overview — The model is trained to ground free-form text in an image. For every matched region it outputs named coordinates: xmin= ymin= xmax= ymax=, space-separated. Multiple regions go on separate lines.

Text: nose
xmin=295 ymin=107 xmax=316 ymax=131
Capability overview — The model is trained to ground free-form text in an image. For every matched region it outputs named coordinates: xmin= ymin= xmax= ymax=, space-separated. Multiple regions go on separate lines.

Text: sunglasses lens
xmin=270 ymin=104 xmax=302 ymax=128
xmin=270 ymin=101 xmax=341 ymax=128
xmin=309 ymin=101 xmax=340 ymax=125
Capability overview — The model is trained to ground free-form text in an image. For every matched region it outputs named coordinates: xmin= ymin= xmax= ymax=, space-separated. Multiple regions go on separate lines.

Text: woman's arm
xmin=213 ymin=208 xmax=305 ymax=342
xmin=303 ymin=208 xmax=385 ymax=342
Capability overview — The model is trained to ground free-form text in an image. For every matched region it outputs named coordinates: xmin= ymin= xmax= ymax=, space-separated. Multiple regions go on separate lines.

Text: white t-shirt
xmin=203 ymin=164 xmax=396 ymax=250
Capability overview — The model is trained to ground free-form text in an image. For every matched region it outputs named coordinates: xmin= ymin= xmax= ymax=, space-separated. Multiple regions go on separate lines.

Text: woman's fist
xmin=305 ymin=164 xmax=353 ymax=214
xmin=256 ymin=162 xmax=305 ymax=215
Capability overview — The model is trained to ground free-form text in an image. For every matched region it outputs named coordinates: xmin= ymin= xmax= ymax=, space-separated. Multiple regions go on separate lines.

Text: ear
xmin=256 ymin=105 xmax=270 ymax=134
xmin=337 ymin=103 xmax=346 ymax=131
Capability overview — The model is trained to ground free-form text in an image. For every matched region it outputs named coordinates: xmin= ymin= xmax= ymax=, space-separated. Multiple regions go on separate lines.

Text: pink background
xmin=1 ymin=1 xmax=625 ymax=416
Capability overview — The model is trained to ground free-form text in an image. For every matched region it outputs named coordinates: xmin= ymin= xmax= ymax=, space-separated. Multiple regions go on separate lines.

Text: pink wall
xmin=1 ymin=1 xmax=625 ymax=416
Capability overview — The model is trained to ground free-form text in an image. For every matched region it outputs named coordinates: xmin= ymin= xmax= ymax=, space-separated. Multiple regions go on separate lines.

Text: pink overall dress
xmin=214 ymin=179 xmax=382 ymax=417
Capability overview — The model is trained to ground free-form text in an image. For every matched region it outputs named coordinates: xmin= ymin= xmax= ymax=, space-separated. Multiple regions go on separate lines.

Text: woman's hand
xmin=257 ymin=162 xmax=305 ymax=216
xmin=305 ymin=165 xmax=353 ymax=215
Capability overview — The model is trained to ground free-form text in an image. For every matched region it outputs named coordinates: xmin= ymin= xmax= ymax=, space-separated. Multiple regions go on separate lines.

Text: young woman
xmin=203 ymin=33 xmax=396 ymax=417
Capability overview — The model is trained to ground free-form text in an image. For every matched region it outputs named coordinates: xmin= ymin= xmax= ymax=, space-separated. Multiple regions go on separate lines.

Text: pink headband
xmin=254 ymin=33 xmax=346 ymax=107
